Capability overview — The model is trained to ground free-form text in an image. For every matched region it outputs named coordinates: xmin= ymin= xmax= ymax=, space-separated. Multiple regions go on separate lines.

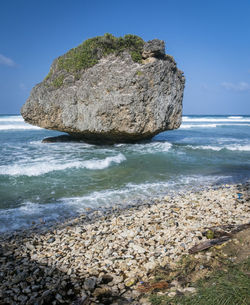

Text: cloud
xmin=221 ymin=81 xmax=250 ymax=91
xmin=0 ymin=53 xmax=15 ymax=67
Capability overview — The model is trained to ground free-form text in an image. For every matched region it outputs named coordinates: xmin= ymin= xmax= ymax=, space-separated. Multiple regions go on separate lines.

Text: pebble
xmin=182 ymin=287 xmax=197 ymax=294
xmin=47 ymin=237 xmax=56 ymax=243
xmin=168 ymin=291 xmax=177 ymax=297
xmin=84 ymin=277 xmax=97 ymax=292
xmin=0 ymin=182 xmax=249 ymax=304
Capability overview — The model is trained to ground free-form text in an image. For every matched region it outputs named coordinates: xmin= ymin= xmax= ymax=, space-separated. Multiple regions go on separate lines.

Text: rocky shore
xmin=0 ymin=182 xmax=249 ymax=305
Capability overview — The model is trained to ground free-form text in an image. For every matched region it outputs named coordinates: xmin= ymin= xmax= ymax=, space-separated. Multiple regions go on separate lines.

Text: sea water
xmin=0 ymin=114 xmax=249 ymax=232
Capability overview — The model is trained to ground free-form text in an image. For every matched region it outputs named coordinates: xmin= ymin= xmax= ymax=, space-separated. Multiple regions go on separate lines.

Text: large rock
xmin=21 ymin=34 xmax=185 ymax=143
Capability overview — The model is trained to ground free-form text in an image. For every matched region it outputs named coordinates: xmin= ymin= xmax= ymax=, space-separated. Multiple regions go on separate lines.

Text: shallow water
xmin=0 ymin=114 xmax=249 ymax=232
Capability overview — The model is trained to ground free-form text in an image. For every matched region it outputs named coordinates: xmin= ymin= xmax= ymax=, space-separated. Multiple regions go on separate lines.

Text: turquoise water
xmin=0 ymin=114 xmax=250 ymax=232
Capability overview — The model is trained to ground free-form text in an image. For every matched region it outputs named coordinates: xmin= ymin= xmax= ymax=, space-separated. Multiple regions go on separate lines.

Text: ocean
xmin=0 ymin=114 xmax=250 ymax=232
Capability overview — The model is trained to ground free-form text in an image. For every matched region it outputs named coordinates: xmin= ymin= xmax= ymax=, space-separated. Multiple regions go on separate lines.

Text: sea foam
xmin=0 ymin=174 xmax=228 ymax=232
xmin=180 ymin=124 xmax=218 ymax=129
xmin=186 ymin=144 xmax=250 ymax=151
xmin=119 ymin=141 xmax=172 ymax=154
xmin=0 ymin=124 xmax=42 ymax=130
xmin=180 ymin=123 xmax=250 ymax=129
xmin=0 ymin=116 xmax=24 ymax=122
xmin=182 ymin=116 xmax=250 ymax=122
xmin=0 ymin=153 xmax=126 ymax=176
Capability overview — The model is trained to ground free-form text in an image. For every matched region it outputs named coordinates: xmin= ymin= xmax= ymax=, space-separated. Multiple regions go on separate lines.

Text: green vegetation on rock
xmin=57 ymin=33 xmax=144 ymax=74
xmin=52 ymin=75 xmax=65 ymax=88
xmin=136 ymin=70 xmax=143 ymax=76
xmin=45 ymin=33 xmax=145 ymax=88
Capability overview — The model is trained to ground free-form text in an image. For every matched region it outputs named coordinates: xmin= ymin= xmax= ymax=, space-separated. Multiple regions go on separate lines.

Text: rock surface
xmin=21 ymin=34 xmax=185 ymax=143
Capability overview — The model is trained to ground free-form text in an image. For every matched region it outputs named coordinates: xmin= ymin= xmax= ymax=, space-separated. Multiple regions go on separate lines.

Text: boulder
xmin=21 ymin=34 xmax=185 ymax=143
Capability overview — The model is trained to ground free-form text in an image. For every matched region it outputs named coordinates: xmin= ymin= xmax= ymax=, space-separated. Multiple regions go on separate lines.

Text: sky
xmin=0 ymin=0 xmax=250 ymax=115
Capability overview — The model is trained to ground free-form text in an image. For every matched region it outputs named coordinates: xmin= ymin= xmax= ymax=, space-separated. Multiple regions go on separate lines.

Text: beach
xmin=1 ymin=182 xmax=249 ymax=304
xmin=0 ymin=114 xmax=250 ymax=304
xmin=1 ymin=1 xmax=250 ymax=304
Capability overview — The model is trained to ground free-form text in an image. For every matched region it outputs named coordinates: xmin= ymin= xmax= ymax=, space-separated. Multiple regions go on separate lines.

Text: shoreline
xmin=1 ymin=177 xmax=249 ymax=236
xmin=0 ymin=182 xmax=249 ymax=304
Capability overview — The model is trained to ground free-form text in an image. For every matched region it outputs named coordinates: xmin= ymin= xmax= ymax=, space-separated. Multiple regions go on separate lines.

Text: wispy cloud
xmin=0 ymin=53 xmax=15 ymax=67
xmin=221 ymin=81 xmax=250 ymax=91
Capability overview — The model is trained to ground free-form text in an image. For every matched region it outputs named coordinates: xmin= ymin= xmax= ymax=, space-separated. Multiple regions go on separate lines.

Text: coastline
xmin=0 ymin=182 xmax=249 ymax=304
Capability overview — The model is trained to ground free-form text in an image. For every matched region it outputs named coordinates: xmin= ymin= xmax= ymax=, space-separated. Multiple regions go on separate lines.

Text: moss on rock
xmin=45 ymin=33 xmax=145 ymax=88
xmin=52 ymin=75 xmax=65 ymax=88
xmin=55 ymin=33 xmax=144 ymax=74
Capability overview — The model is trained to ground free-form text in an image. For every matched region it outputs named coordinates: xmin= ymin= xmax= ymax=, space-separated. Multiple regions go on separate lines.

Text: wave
xmin=186 ymin=145 xmax=222 ymax=151
xmin=0 ymin=124 xmax=41 ymax=130
xmin=180 ymin=124 xmax=218 ymax=129
xmin=226 ymin=145 xmax=250 ymax=151
xmin=186 ymin=144 xmax=250 ymax=151
xmin=0 ymin=153 xmax=126 ymax=176
xmin=0 ymin=182 xmax=167 ymax=232
xmin=140 ymin=141 xmax=172 ymax=153
xmin=180 ymin=123 xmax=250 ymax=129
xmin=0 ymin=174 xmax=230 ymax=232
xmin=0 ymin=116 xmax=24 ymax=122
xmin=227 ymin=116 xmax=243 ymax=119
xmin=116 ymin=141 xmax=172 ymax=154
xmin=182 ymin=117 xmax=250 ymax=122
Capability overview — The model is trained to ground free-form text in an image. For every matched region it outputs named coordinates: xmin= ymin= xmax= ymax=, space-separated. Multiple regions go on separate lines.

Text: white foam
xmin=180 ymin=124 xmax=218 ymax=129
xmin=0 ymin=153 xmax=126 ymax=176
xmin=180 ymin=123 xmax=250 ymax=129
xmin=0 ymin=174 xmax=231 ymax=232
xmin=226 ymin=144 xmax=250 ymax=151
xmin=182 ymin=117 xmax=250 ymax=122
xmin=227 ymin=116 xmax=243 ymax=119
xmin=83 ymin=154 xmax=126 ymax=169
xmin=0 ymin=124 xmax=41 ymax=130
xmin=0 ymin=116 xmax=24 ymax=122
xmin=115 ymin=142 xmax=172 ymax=154
xmin=186 ymin=145 xmax=222 ymax=151
xmin=0 ymin=201 xmax=67 ymax=232
xmin=129 ymin=141 xmax=172 ymax=154
xmin=186 ymin=144 xmax=250 ymax=151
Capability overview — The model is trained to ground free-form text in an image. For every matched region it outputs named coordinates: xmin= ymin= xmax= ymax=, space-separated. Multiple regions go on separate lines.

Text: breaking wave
xmin=0 ymin=124 xmax=41 ymax=130
xmin=116 ymin=141 xmax=172 ymax=154
xmin=180 ymin=123 xmax=250 ymax=129
xmin=0 ymin=116 xmax=24 ymax=122
xmin=182 ymin=116 xmax=250 ymax=122
xmin=0 ymin=153 xmax=126 ymax=176
xmin=186 ymin=144 xmax=250 ymax=151
xmin=0 ymin=175 xmax=230 ymax=232
xmin=180 ymin=124 xmax=218 ymax=129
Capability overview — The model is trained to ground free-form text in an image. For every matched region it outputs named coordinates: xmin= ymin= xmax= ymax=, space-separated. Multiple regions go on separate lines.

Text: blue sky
xmin=0 ymin=0 xmax=249 ymax=114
